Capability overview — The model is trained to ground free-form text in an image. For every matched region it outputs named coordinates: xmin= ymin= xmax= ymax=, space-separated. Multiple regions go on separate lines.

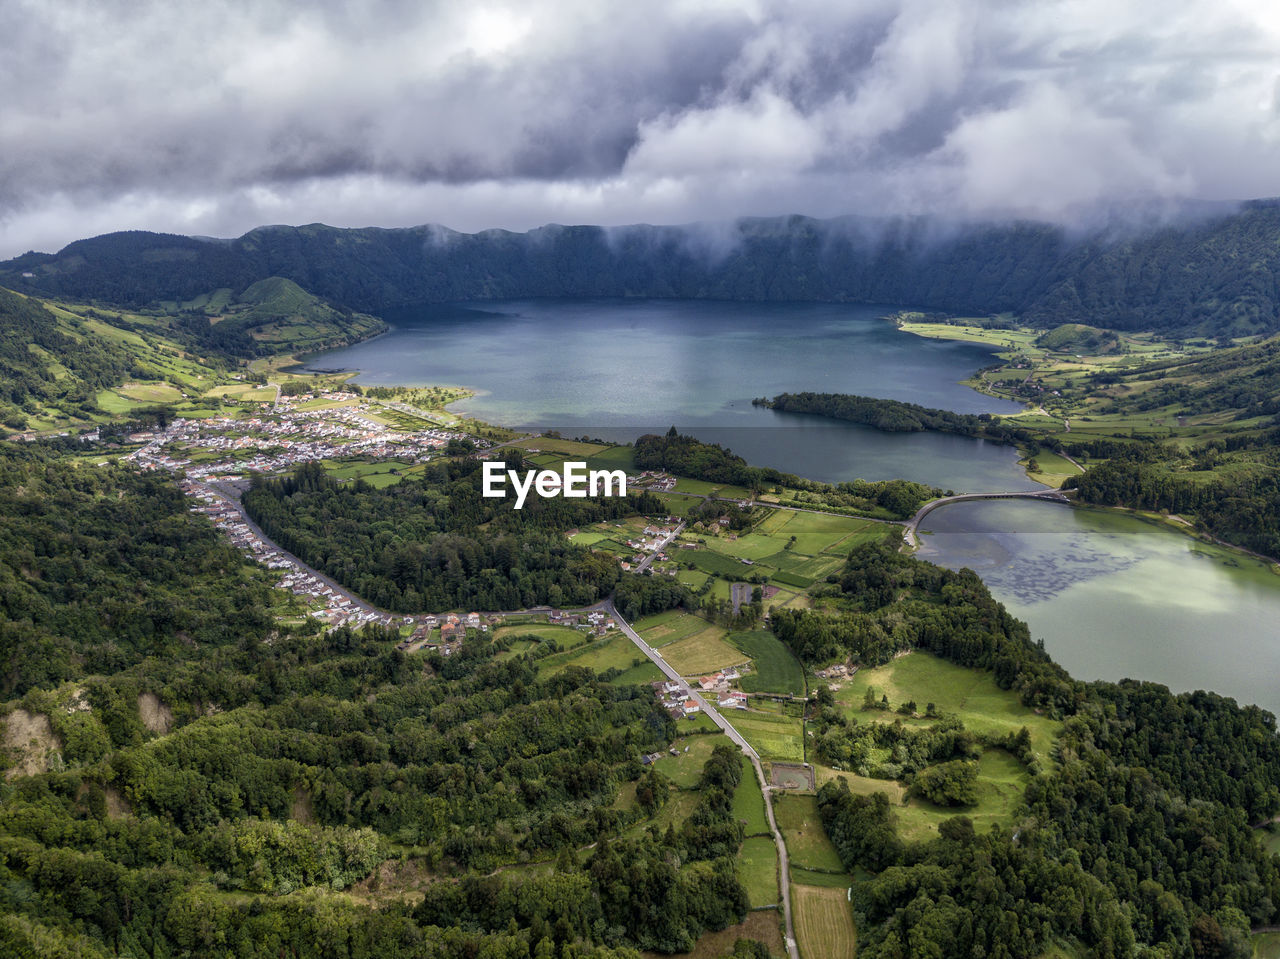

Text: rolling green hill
xmin=6 ymin=201 xmax=1280 ymax=337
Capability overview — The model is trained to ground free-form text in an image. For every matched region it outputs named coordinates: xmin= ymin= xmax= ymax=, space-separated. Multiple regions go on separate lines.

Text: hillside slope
xmin=5 ymin=202 xmax=1280 ymax=336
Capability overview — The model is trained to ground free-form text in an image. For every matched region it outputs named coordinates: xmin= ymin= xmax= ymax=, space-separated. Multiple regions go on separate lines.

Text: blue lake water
xmin=313 ymin=299 xmax=1038 ymax=492
xmin=312 ymin=297 xmax=1280 ymax=712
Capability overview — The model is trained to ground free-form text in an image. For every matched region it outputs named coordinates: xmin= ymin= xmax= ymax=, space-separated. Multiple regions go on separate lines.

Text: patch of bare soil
xmin=137 ymin=692 xmax=173 ymax=734
xmin=3 ymin=709 xmax=61 ymax=779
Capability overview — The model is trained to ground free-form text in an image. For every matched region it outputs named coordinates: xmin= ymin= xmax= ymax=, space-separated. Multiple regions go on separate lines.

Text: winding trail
xmin=902 ymin=489 xmax=1072 ymax=548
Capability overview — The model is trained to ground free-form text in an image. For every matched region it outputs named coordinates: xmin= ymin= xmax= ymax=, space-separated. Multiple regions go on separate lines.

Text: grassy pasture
xmin=773 ymin=794 xmax=846 ymax=873
xmin=536 ymin=633 xmax=653 ymax=678
xmin=732 ymin=757 xmax=770 ymax=836
xmin=738 ymin=836 xmax=779 ymax=908
xmin=636 ymin=610 xmax=712 ymax=648
xmin=118 ymin=382 xmax=184 ymax=403
xmin=666 ymin=911 xmax=785 ymax=959
xmin=890 ymin=749 xmax=1031 ymax=843
xmin=685 ymin=548 xmax=754 ymax=577
xmin=584 ymin=445 xmax=636 ymax=471
xmin=729 ymin=630 xmax=805 ymax=697
xmin=660 ymin=625 xmax=744 ymax=675
xmin=790 ymin=867 xmax=851 ymax=889
xmin=791 ymin=884 xmax=857 ymax=959
xmin=649 ymin=735 xmax=731 ymax=789
xmin=836 ymin=651 xmax=1061 ymax=765
xmin=507 ymin=436 xmax=606 ymax=457
xmin=1254 ymin=932 xmax=1280 ymax=959
xmin=732 ymin=711 xmax=804 ymax=762
xmin=493 ymin=624 xmax=590 ymax=651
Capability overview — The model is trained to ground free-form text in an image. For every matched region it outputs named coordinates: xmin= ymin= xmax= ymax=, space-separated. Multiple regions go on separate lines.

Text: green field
xmin=738 ymin=836 xmax=779 ymax=908
xmin=684 ymin=548 xmax=755 ymax=578
xmin=1260 ymin=825 xmax=1280 ymax=858
xmin=789 ymin=867 xmax=852 ymax=889
xmin=648 ymin=735 xmax=732 ymax=789
xmin=322 ymin=459 xmax=420 ymax=488
xmin=754 ymin=510 xmax=882 ymax=555
xmin=660 ymin=624 xmax=745 ymax=675
xmin=733 ymin=711 xmax=805 ymax=762
xmin=493 ymin=623 xmax=591 ymax=651
xmin=584 ymin=445 xmax=637 ymax=472
xmin=836 ymin=651 xmax=1061 ymax=764
xmin=791 ymin=883 xmax=856 ymax=959
xmin=890 ymin=749 xmax=1032 ymax=843
xmin=773 ymin=794 xmax=846 ymax=873
xmin=536 ymin=633 xmax=656 ymax=680
xmin=636 ymin=610 xmax=713 ymax=647
xmin=507 ymin=436 xmax=608 ymax=457
xmin=732 ymin=757 xmax=770 ymax=836
xmin=118 ymin=382 xmax=185 ymax=403
xmin=1254 ymin=932 xmax=1280 ymax=959
xmin=729 ymin=630 xmax=805 ymax=697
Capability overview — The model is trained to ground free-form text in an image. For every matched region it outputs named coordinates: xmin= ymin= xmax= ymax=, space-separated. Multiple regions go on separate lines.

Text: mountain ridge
xmin=5 ymin=202 xmax=1280 ymax=336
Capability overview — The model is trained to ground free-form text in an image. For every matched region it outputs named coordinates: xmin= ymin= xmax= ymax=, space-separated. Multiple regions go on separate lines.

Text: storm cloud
xmin=2 ymin=0 xmax=1278 ymax=256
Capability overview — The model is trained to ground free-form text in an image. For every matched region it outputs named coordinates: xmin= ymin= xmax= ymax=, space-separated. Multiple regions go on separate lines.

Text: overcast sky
xmin=2 ymin=0 xmax=1279 ymax=258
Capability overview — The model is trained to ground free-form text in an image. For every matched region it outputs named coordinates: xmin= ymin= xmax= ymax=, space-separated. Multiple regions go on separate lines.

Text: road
xmin=902 ymin=489 xmax=1072 ymax=548
xmin=194 ymin=469 xmax=796 ymax=957
xmin=606 ymin=602 xmax=801 ymax=959
xmin=634 ymin=521 xmax=686 ymax=573
xmin=204 ymin=479 xmax=394 ymax=617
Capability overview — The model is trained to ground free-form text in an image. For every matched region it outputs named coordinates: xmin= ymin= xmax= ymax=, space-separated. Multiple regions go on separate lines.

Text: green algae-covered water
xmin=918 ymin=499 xmax=1280 ymax=714
xmin=313 ymin=297 xmax=1280 ymax=710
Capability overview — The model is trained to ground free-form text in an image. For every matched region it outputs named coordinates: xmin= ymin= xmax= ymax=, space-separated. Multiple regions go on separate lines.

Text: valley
xmin=3 ymin=264 xmax=1280 ymax=959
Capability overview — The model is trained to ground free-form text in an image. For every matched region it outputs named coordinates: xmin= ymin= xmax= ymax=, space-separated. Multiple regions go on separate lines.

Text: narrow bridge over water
xmin=902 ymin=489 xmax=1073 ymax=548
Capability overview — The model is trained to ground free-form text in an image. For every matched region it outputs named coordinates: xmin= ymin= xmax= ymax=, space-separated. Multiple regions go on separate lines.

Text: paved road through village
xmin=605 ymin=602 xmax=802 ymax=959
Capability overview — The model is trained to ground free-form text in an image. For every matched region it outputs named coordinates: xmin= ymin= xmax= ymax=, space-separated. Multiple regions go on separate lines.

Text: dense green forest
xmin=633 ymin=430 xmax=938 ymax=519
xmin=1065 ymin=445 xmax=1280 ymax=557
xmin=0 ymin=445 xmax=276 ymax=697
xmin=781 ymin=540 xmax=1280 ymax=958
xmin=0 ymin=288 xmax=143 ymax=429
xmin=4 ymin=441 xmax=1280 ymax=956
xmin=8 ymin=202 xmax=1280 ymax=336
xmin=242 ymin=459 xmax=665 ymax=612
xmin=0 ymin=442 xmax=770 ymax=958
xmin=758 ymin=392 xmax=1037 ymax=445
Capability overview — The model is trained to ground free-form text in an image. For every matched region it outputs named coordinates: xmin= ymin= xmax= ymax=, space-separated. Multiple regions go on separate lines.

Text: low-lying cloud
xmin=1 ymin=0 xmax=1278 ymax=257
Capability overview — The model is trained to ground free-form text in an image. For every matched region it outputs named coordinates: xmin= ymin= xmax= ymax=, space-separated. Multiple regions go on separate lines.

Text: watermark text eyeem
xmin=482 ymin=461 xmax=626 ymax=509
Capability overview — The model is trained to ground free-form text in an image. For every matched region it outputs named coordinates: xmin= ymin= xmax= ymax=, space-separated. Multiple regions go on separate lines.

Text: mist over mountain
xmin=5 ymin=201 xmax=1280 ymax=337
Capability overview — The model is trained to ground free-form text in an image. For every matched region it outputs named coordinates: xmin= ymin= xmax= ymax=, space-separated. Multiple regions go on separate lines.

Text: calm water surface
xmin=919 ymin=499 xmax=1280 ymax=714
xmin=314 ymin=299 xmax=1037 ymax=491
xmin=314 ymin=298 xmax=1280 ymax=706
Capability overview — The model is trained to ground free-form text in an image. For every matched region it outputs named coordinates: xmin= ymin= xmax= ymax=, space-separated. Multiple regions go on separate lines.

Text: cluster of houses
xmin=549 ymin=608 xmax=619 ymax=636
xmin=697 ymin=668 xmax=748 ymax=709
xmin=633 ymin=471 xmax=678 ymax=492
xmin=654 ymin=680 xmax=703 ymax=719
xmin=814 ymin=663 xmax=856 ymax=680
xmin=182 ymin=479 xmax=396 ymax=628
xmin=651 ymin=668 xmax=750 ymax=719
xmin=396 ymin=612 xmax=495 ymax=655
xmin=124 ymin=404 xmax=465 ymax=482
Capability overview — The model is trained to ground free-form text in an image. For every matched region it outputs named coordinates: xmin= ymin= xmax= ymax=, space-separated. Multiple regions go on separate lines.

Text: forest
xmin=242 ymin=459 xmax=666 ymax=612
xmin=771 ymin=540 xmax=1280 ymax=958
xmin=0 ymin=288 xmax=143 ymax=429
xmin=3 ymin=439 xmax=1280 ymax=956
xmin=758 ymin=392 xmax=1037 ymax=445
xmin=1065 ymin=447 xmax=1280 ymax=557
xmin=632 ymin=430 xmax=938 ymax=519
xmin=11 ymin=202 xmax=1280 ymax=337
